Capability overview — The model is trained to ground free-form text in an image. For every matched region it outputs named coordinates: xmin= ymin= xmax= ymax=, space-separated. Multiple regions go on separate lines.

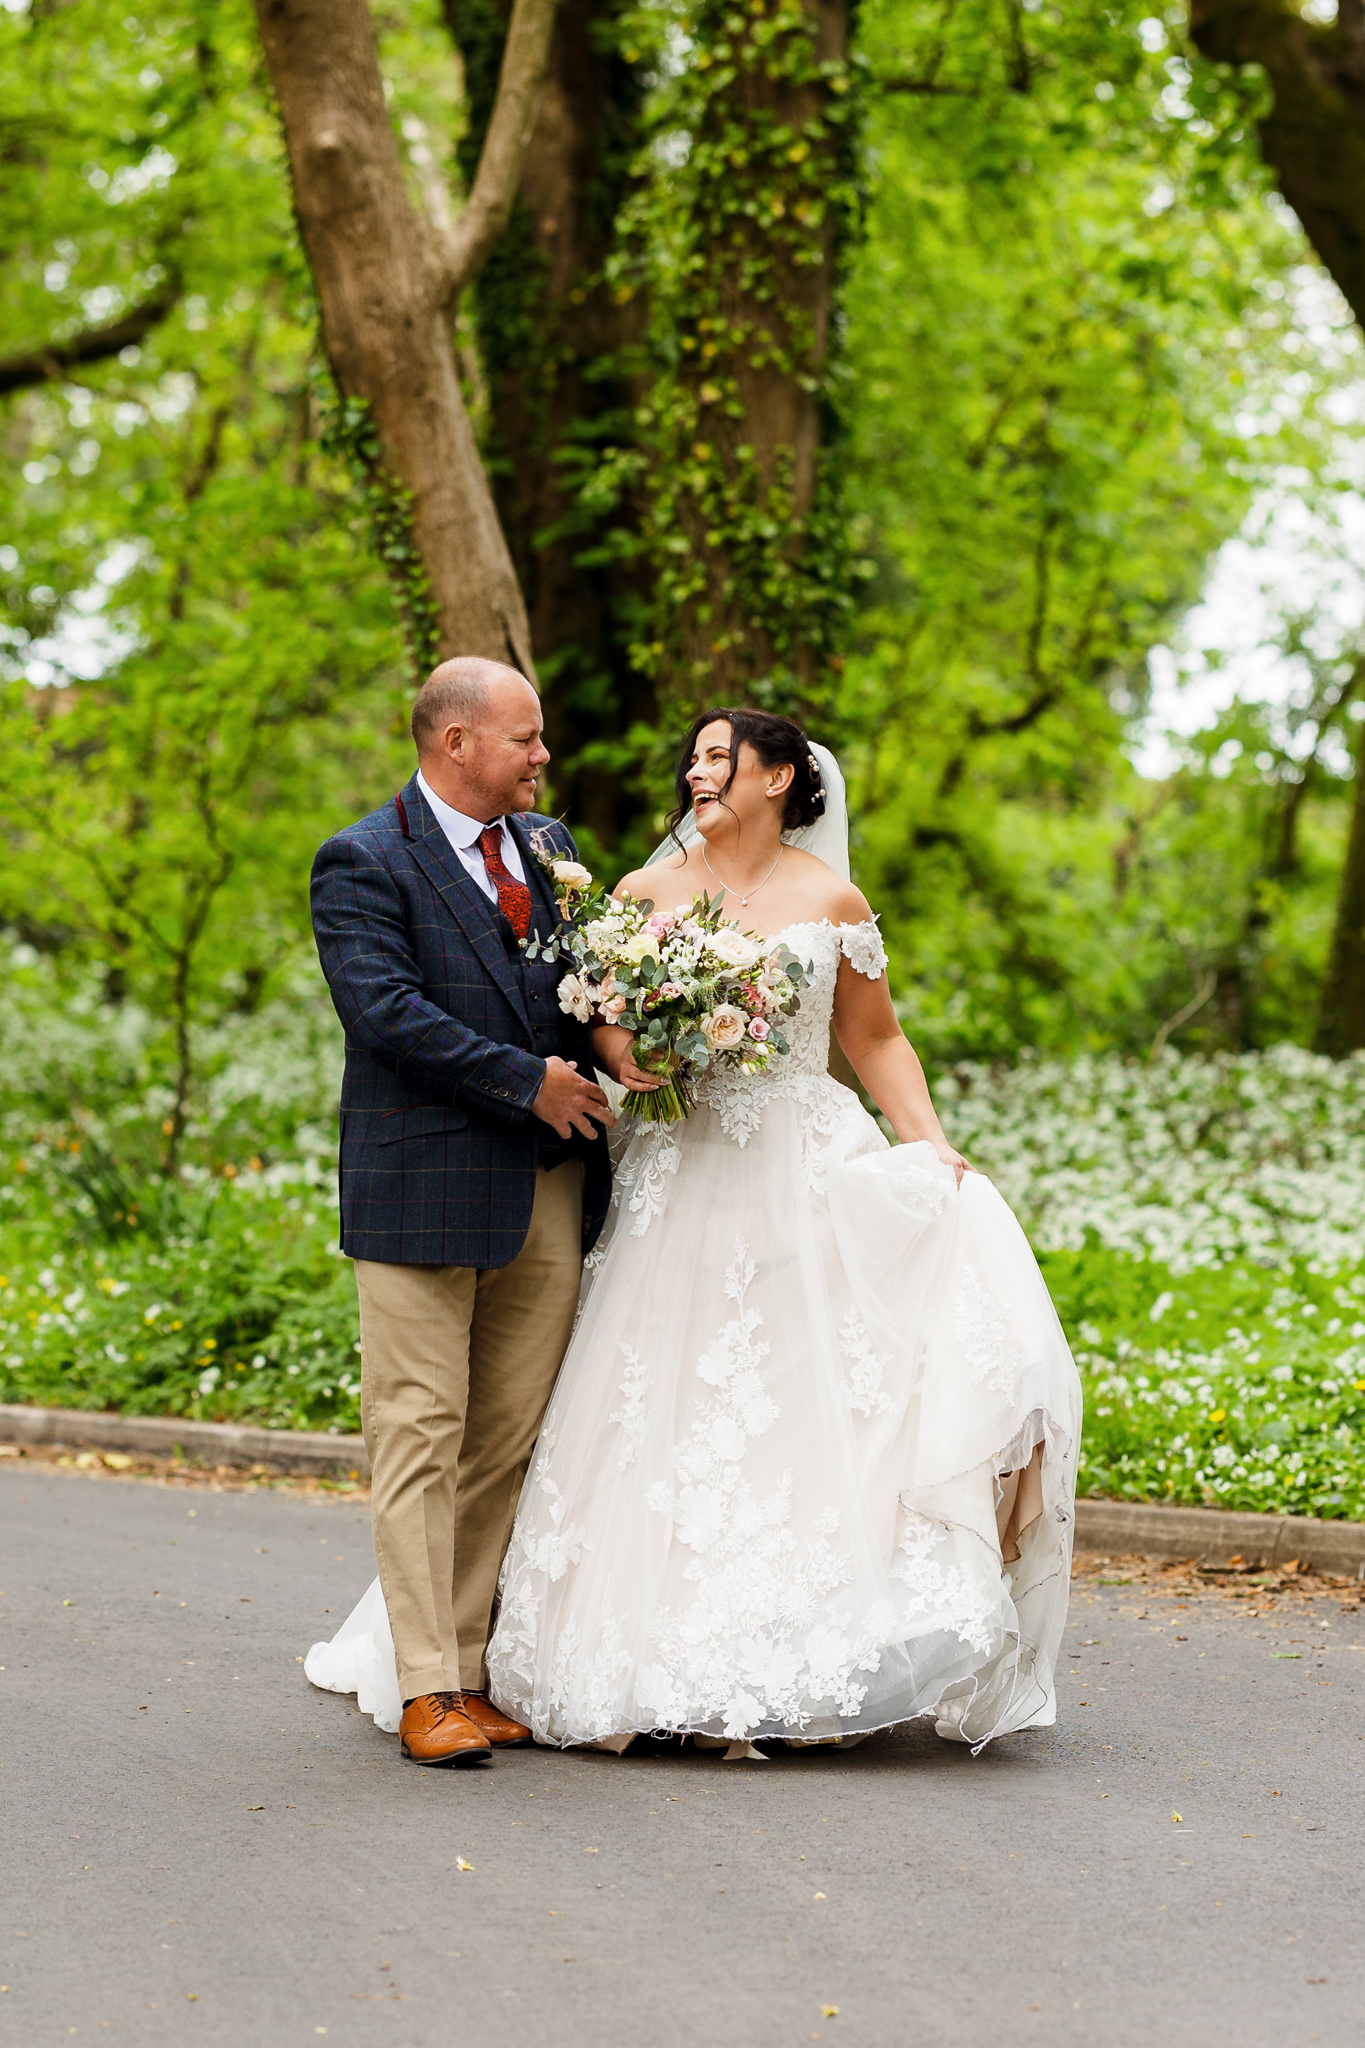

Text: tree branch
xmin=0 ymin=276 xmax=180 ymax=396
xmin=439 ymin=0 xmax=560 ymax=302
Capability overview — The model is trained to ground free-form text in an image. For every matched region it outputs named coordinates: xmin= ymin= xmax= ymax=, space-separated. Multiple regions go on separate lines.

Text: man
xmin=311 ymin=658 xmax=613 ymax=1765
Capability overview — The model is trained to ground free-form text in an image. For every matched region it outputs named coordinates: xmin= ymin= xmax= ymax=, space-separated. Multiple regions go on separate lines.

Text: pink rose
xmin=747 ymin=1016 xmax=770 ymax=1041
xmin=602 ymin=993 xmax=627 ymax=1020
xmin=645 ymin=912 xmax=676 ymax=937
xmin=658 ymin=981 xmax=684 ymax=1000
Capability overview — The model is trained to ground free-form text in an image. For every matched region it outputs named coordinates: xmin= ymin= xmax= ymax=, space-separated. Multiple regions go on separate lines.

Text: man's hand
xmin=532 ymin=1057 xmax=616 ymax=1140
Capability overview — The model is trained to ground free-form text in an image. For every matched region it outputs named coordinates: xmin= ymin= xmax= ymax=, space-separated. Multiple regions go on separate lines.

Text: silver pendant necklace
xmin=701 ymin=843 xmax=783 ymax=907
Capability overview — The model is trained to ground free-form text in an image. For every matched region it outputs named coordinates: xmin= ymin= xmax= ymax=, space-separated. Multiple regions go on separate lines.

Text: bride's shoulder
xmin=828 ymin=879 xmax=876 ymax=929
xmin=787 ymin=864 xmax=875 ymax=930
xmin=612 ymin=850 xmax=692 ymax=907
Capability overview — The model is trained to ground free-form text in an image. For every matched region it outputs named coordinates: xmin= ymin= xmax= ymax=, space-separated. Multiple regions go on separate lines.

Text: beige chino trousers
xmin=354 ymin=1161 xmax=583 ymax=1703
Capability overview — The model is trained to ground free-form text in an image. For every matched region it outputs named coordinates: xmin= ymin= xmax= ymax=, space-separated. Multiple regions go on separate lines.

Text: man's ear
xmin=440 ymin=721 xmax=466 ymax=762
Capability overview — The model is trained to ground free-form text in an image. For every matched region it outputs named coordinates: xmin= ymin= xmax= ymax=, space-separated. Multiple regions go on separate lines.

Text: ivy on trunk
xmin=629 ymin=0 xmax=862 ymax=719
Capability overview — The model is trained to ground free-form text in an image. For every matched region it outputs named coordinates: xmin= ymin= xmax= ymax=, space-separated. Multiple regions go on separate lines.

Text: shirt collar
xmin=415 ymin=769 xmax=504 ymax=850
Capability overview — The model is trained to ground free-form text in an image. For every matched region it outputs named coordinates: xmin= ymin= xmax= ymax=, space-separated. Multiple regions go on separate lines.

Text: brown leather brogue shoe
xmin=455 ymin=1691 xmax=533 ymax=1747
xmin=398 ymin=1692 xmax=493 ymax=1767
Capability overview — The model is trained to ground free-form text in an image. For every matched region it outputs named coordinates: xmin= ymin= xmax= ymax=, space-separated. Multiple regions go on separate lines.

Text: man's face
xmin=457 ymin=677 xmax=549 ymax=816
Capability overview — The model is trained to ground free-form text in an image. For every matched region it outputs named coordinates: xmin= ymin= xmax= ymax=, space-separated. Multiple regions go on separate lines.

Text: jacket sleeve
xmin=311 ymin=833 xmax=545 ymax=1128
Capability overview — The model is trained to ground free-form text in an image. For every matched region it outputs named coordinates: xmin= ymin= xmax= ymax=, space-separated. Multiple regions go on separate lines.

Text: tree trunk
xmin=1316 ymin=717 xmax=1365 ymax=1055
xmin=252 ymin=0 xmax=535 ymax=672
xmin=648 ymin=0 xmax=856 ymax=711
xmin=1190 ymin=0 xmax=1365 ymax=331
xmin=442 ymin=0 xmax=654 ymax=849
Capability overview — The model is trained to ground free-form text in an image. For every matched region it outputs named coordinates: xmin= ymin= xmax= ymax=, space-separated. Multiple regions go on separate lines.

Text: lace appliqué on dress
xmin=838 ymin=920 xmax=888 ymax=981
xmin=954 ymin=1263 xmax=1023 ymax=1401
xmin=636 ymin=1239 xmax=887 ymax=1737
xmin=614 ymin=1121 xmax=682 ymax=1237
xmin=609 ymin=1345 xmax=651 ymax=1469
xmin=892 ymin=1508 xmax=995 ymax=1657
xmin=838 ymin=1308 xmax=892 ymax=1417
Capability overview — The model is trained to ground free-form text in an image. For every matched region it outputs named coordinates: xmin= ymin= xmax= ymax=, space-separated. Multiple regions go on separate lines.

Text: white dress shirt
xmin=415 ymin=769 xmax=528 ymax=904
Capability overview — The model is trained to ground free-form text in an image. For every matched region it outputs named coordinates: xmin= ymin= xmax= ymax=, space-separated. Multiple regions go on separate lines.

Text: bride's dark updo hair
xmin=668 ymin=708 xmax=828 ymax=847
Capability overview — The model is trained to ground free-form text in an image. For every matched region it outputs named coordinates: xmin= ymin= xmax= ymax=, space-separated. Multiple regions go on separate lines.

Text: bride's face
xmin=686 ymin=720 xmax=790 ymax=840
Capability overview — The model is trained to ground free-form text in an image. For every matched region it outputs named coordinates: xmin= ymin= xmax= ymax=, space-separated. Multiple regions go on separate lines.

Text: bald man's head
xmin=410 ymin=657 xmax=532 ymax=756
xmin=409 ymin=656 xmax=548 ymax=820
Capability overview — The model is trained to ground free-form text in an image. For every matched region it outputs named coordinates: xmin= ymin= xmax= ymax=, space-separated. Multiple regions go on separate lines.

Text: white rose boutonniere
xmin=550 ymin=858 xmax=593 ymax=893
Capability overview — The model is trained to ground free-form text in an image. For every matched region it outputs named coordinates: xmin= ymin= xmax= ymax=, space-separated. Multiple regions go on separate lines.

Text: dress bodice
xmin=680 ymin=919 xmax=888 ymax=1166
xmin=756 ymin=919 xmax=888 ymax=1075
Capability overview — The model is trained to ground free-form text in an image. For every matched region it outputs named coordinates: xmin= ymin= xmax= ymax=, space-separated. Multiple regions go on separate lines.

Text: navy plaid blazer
xmin=311 ymin=774 xmax=612 ymax=1269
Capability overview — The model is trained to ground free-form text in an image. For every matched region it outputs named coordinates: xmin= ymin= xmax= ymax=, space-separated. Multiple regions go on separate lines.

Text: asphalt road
xmin=3 ymin=1466 xmax=1364 ymax=2048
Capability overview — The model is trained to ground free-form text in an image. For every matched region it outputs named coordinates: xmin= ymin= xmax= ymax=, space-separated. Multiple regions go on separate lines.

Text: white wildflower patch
xmin=939 ymin=1044 xmax=1365 ymax=1273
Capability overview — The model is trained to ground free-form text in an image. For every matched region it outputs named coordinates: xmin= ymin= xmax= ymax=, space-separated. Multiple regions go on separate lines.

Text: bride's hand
xmin=591 ymin=1023 xmax=665 ymax=1091
xmin=934 ymin=1141 xmax=975 ymax=1186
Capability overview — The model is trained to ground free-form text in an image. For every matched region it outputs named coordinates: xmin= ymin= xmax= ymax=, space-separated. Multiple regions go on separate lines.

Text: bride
xmin=308 ymin=708 xmax=1081 ymax=1753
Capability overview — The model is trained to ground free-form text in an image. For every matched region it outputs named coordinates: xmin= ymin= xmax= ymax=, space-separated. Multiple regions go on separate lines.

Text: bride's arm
xmin=831 ymin=915 xmax=971 ymax=1180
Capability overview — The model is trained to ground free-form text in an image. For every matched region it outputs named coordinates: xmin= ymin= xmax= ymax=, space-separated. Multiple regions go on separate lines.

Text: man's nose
xmin=531 ymin=739 xmax=550 ymax=766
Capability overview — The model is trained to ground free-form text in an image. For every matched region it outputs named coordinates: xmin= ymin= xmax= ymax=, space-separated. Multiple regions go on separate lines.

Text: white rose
xmin=618 ymin=931 xmax=659 ymax=969
xmin=708 ymin=926 xmax=763 ymax=971
xmin=703 ymin=1005 xmax=747 ymax=1050
xmin=551 ymin=858 xmax=593 ymax=890
xmin=556 ymin=972 xmax=593 ymax=1023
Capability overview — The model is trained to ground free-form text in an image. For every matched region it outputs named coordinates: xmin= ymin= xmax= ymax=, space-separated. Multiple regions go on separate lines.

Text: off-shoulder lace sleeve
xmin=838 ymin=920 xmax=887 ymax=980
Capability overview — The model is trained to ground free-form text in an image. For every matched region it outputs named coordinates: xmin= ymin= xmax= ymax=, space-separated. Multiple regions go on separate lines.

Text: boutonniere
xmin=522 ymin=831 xmax=600 ymax=963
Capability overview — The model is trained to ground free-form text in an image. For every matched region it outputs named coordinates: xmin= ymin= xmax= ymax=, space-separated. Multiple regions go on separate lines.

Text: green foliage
xmin=837 ymin=0 xmax=1363 ymax=1061
xmin=1049 ymin=1245 xmax=1365 ymax=1521
xmin=0 ymin=0 xmax=410 ymax=1160
xmin=0 ymin=1175 xmax=360 ymax=1432
xmin=0 ymin=953 xmax=355 ymax=1426
xmin=605 ymin=0 xmax=863 ymax=714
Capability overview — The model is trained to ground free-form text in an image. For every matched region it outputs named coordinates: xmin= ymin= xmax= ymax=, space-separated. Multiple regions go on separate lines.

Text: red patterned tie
xmin=477 ymin=824 xmax=532 ymax=940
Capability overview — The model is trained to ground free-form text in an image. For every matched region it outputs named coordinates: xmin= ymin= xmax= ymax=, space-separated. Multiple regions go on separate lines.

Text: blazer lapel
xmin=401 ymin=778 xmax=532 ymax=1031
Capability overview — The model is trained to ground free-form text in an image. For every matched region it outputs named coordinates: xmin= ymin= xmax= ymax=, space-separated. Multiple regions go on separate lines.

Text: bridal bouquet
xmin=523 ymin=859 xmax=808 ymax=1124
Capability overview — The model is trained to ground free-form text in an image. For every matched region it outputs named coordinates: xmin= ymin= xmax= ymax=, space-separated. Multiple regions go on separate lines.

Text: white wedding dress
xmin=308 ymin=915 xmax=1082 ymax=1753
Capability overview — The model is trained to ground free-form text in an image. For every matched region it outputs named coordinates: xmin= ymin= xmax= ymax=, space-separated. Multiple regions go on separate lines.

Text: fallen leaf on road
xmin=1172 ymin=1813 xmax=1182 ymax=1824
xmin=814 ymin=1893 xmax=825 ymax=1901
xmin=821 ymin=2006 xmax=840 ymax=2018
xmin=455 ymin=1859 xmax=474 ymax=1872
